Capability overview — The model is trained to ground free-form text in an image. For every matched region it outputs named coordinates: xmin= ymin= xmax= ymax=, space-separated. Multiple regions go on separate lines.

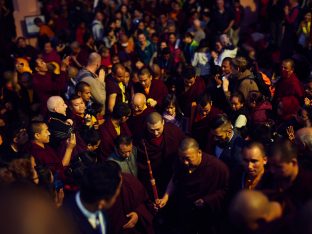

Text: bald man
xmin=229 ymin=190 xmax=282 ymax=233
xmin=157 ymin=138 xmax=229 ymax=234
xmin=295 ymin=127 xmax=312 ymax=170
xmin=76 ymin=52 xmax=106 ymax=114
xmin=135 ymin=112 xmax=185 ymax=199
xmin=127 ymin=93 xmax=155 ymax=138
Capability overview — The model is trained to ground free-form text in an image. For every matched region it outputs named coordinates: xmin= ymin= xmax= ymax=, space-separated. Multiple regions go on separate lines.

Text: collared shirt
xmin=75 ymin=192 xmax=106 ymax=234
xmin=215 ymin=128 xmax=235 ymax=158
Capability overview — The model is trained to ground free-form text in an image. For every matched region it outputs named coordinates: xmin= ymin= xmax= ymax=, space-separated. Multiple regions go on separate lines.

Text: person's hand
xmin=214 ymin=74 xmax=222 ymax=86
xmin=65 ymin=119 xmax=73 ymax=126
xmin=304 ymin=97 xmax=311 ymax=106
xmin=66 ymin=133 xmax=76 ymax=149
xmin=98 ymin=68 xmax=105 ymax=83
xmin=61 ymin=56 xmax=71 ymax=71
xmin=155 ymin=193 xmax=169 ymax=210
xmin=194 ymin=198 xmax=205 ymax=208
xmin=123 ymin=212 xmax=138 ymax=229
xmin=147 ymin=98 xmax=157 ymax=107
xmin=286 ymin=126 xmax=295 ymax=142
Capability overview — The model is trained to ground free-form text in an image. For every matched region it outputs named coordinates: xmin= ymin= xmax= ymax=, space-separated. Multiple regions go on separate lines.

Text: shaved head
xmin=146 ymin=112 xmax=163 ymax=125
xmin=179 ymin=138 xmax=199 ymax=152
xmin=87 ymin=52 xmax=101 ymax=66
xmin=230 ymin=190 xmax=282 ymax=231
xmin=133 ymin=93 xmax=146 ymax=106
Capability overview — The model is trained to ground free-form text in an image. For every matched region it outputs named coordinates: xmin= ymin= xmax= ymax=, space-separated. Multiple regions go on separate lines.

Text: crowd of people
xmin=1 ymin=0 xmax=312 ymax=233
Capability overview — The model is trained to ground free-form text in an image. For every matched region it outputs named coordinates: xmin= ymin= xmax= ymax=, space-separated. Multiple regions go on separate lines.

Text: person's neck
xmin=10 ymin=143 xmax=18 ymax=152
xmin=111 ymin=118 xmax=120 ymax=127
xmin=33 ymin=140 xmax=45 ymax=148
xmin=81 ymin=199 xmax=99 ymax=213
xmin=85 ymin=65 xmax=97 ymax=74
xmin=75 ymin=112 xmax=85 ymax=118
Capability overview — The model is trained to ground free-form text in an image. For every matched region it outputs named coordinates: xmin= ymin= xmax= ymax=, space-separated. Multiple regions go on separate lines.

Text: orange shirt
xmin=39 ymin=25 xmax=55 ymax=38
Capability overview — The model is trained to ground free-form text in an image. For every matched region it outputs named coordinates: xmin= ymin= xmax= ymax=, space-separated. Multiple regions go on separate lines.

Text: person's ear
xmin=77 ymin=91 xmax=82 ymax=97
xmin=98 ymin=199 xmax=107 ymax=210
xmin=263 ymin=156 xmax=268 ymax=165
xmin=34 ymin=132 xmax=40 ymax=140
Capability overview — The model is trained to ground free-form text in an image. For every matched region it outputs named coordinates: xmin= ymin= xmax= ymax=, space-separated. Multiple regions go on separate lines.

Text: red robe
xmin=106 ymin=173 xmax=154 ymax=234
xmin=135 ymin=123 xmax=185 ymax=198
xmin=177 ymin=77 xmax=206 ymax=117
xmin=32 ymin=71 xmax=67 ymax=116
xmin=133 ymin=79 xmax=168 ymax=111
xmin=98 ymin=119 xmax=132 ymax=160
xmin=127 ymin=107 xmax=155 ymax=139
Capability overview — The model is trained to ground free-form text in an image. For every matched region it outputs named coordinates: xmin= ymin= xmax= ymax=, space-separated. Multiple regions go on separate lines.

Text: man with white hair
xmin=187 ymin=19 xmax=206 ymax=43
xmin=47 ymin=96 xmax=73 ymax=148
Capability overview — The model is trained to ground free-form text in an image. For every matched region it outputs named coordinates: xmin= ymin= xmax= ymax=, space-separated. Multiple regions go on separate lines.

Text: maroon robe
xmin=127 ymin=107 xmax=155 ymax=139
xmin=28 ymin=142 xmax=64 ymax=177
xmin=191 ymin=106 xmax=223 ymax=149
xmin=105 ymin=75 xmax=124 ymax=115
xmin=106 ymin=173 xmax=154 ymax=234
xmin=135 ymin=123 xmax=185 ymax=198
xmin=133 ymin=79 xmax=168 ymax=111
xmin=274 ymin=73 xmax=304 ymax=103
xmin=98 ymin=119 xmax=132 ymax=160
xmin=173 ymin=153 xmax=229 ymax=233
xmin=32 ymin=71 xmax=67 ymax=116
xmin=177 ymin=77 xmax=206 ymax=117
xmin=42 ymin=49 xmax=62 ymax=65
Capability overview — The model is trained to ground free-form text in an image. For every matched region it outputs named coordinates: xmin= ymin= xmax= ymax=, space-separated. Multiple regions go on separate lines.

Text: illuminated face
xmin=281 ymin=61 xmax=293 ymax=79
xmin=80 ymin=86 xmax=92 ymax=102
xmin=242 ymin=147 xmax=267 ymax=178
xmin=139 ymin=74 xmax=152 ymax=89
xmin=124 ymin=71 xmax=130 ymax=85
xmin=166 ymin=104 xmax=176 ymax=116
xmin=35 ymin=58 xmax=48 ymax=72
xmin=179 ymin=148 xmax=202 ymax=169
xmin=117 ymin=143 xmax=133 ymax=159
xmin=131 ymin=102 xmax=145 ymax=115
xmin=44 ymin=42 xmax=53 ymax=54
xmin=71 ymin=97 xmax=86 ymax=115
xmin=147 ymin=120 xmax=164 ymax=138
xmin=231 ymin=96 xmax=244 ymax=111
xmin=36 ymin=124 xmax=51 ymax=144
xmin=221 ymin=60 xmax=232 ymax=75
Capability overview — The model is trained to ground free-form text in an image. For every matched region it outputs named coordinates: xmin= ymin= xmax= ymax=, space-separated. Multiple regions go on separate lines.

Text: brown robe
xmin=106 ymin=173 xmax=154 ymax=234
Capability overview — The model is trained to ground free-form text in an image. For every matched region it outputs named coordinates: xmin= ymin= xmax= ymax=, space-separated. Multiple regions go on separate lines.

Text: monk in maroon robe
xmin=157 ymin=138 xmax=229 ymax=234
xmin=133 ymin=68 xmax=168 ymax=111
xmin=127 ymin=93 xmax=155 ymax=139
xmin=135 ymin=112 xmax=185 ymax=199
xmin=99 ymin=103 xmax=132 ymax=160
xmin=176 ymin=66 xmax=206 ymax=117
xmin=107 ymin=173 xmax=154 ymax=234
xmin=27 ymin=121 xmax=76 ymax=180
xmin=32 ymin=58 xmax=67 ymax=116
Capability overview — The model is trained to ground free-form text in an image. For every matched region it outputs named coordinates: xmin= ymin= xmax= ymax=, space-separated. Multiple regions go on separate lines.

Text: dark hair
xmin=231 ymin=91 xmax=245 ymax=105
xmin=184 ymin=32 xmax=194 ymax=39
xmin=248 ymin=91 xmax=265 ymax=106
xmin=183 ymin=65 xmax=196 ymax=80
xmin=112 ymin=103 xmax=131 ymax=119
xmin=163 ymin=94 xmax=183 ymax=116
xmin=112 ymin=63 xmax=125 ymax=74
xmin=115 ymin=135 xmax=132 ymax=147
xmin=29 ymin=121 xmax=46 ymax=140
xmin=80 ymin=161 xmax=121 ymax=203
xmin=242 ymin=141 xmax=266 ymax=156
xmin=34 ymin=17 xmax=42 ymax=25
xmin=268 ymin=138 xmax=298 ymax=162
xmin=197 ymin=93 xmax=212 ymax=107
xmin=69 ymin=94 xmax=82 ymax=103
xmin=211 ymin=114 xmax=231 ymax=130
xmin=79 ymin=127 xmax=100 ymax=146
xmin=75 ymin=81 xmax=90 ymax=94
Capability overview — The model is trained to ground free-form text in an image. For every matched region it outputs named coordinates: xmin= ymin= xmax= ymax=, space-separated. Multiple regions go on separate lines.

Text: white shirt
xmin=75 ymin=192 xmax=106 ymax=234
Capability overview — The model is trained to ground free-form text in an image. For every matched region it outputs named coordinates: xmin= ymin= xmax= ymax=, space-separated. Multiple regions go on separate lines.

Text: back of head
xmin=232 ymin=56 xmax=249 ymax=72
xmin=183 ymin=65 xmax=196 ymax=80
xmin=179 ymin=137 xmax=199 ymax=152
xmin=211 ymin=114 xmax=231 ymax=130
xmin=115 ymin=135 xmax=132 ymax=148
xmin=138 ymin=67 xmax=152 ymax=77
xmin=112 ymin=63 xmax=125 ymax=75
xmin=133 ymin=93 xmax=146 ymax=105
xmin=80 ymin=161 xmax=121 ymax=204
xmin=87 ymin=52 xmax=101 ymax=66
xmin=146 ymin=112 xmax=163 ymax=125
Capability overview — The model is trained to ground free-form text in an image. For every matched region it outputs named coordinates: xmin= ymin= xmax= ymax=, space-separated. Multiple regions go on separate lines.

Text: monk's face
xmin=35 ymin=124 xmax=51 ymax=144
xmin=139 ymin=74 xmax=152 ymax=89
xmin=70 ymin=97 xmax=86 ymax=115
xmin=179 ymin=148 xmax=202 ymax=171
xmin=147 ymin=120 xmax=164 ymax=138
xmin=35 ymin=58 xmax=48 ymax=72
xmin=281 ymin=61 xmax=293 ymax=79
xmin=269 ymin=155 xmax=298 ymax=179
xmin=199 ymin=102 xmax=212 ymax=118
xmin=113 ymin=67 xmax=125 ymax=83
xmin=242 ymin=147 xmax=267 ymax=178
